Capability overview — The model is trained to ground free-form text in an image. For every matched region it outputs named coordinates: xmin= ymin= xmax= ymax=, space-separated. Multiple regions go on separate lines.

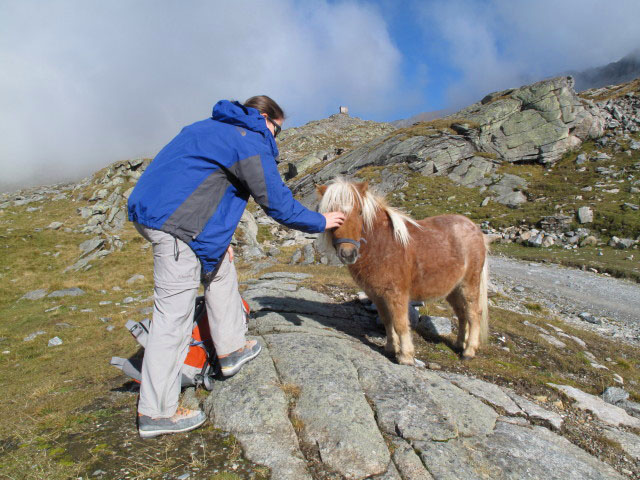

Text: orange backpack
xmin=110 ymin=295 xmax=250 ymax=390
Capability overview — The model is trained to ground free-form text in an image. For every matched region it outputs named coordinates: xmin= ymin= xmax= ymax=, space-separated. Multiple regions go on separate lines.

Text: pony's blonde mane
xmin=318 ymin=178 xmax=420 ymax=246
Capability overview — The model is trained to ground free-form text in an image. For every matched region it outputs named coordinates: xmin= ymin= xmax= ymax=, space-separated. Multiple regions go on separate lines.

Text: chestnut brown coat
xmin=318 ymin=179 xmax=489 ymax=365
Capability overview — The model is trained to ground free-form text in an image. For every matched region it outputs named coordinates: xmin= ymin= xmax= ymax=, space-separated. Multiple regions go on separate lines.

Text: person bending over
xmin=127 ymin=95 xmax=345 ymax=438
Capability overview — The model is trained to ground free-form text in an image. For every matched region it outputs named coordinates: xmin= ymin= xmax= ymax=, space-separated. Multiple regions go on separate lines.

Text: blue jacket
xmin=128 ymin=100 xmax=326 ymax=275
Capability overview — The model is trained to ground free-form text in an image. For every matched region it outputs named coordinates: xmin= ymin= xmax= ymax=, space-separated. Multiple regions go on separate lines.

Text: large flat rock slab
xmin=415 ymin=420 xmax=624 ymax=480
xmin=203 ymin=272 xmax=628 ymax=480
xmin=357 ymin=360 xmax=498 ymax=442
xmin=265 ymin=332 xmax=390 ymax=479
xmin=204 ymin=338 xmax=311 ymax=480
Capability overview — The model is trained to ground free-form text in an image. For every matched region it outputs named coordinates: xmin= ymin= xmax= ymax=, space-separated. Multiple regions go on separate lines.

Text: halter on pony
xmin=332 ymin=236 xmax=367 ymax=249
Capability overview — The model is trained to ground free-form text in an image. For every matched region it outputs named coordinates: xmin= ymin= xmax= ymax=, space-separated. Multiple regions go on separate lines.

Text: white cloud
xmin=416 ymin=0 xmax=640 ymax=107
xmin=0 ymin=0 xmax=402 ymax=189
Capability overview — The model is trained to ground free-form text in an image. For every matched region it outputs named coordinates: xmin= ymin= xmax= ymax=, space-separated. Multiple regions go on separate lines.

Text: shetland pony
xmin=318 ymin=178 xmax=489 ymax=365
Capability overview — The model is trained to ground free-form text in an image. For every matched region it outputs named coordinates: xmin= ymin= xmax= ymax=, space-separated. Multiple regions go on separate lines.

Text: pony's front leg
xmin=373 ymin=299 xmax=400 ymax=356
xmin=387 ymin=296 xmax=414 ymax=365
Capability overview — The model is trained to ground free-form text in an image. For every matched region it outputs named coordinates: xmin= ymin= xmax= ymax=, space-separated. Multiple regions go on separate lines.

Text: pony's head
xmin=317 ymin=179 xmax=368 ymax=264
xmin=317 ymin=177 xmax=418 ymax=265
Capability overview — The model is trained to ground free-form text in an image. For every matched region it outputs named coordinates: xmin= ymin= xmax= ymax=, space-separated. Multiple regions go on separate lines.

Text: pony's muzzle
xmin=336 ymin=244 xmax=359 ymax=264
xmin=332 ymin=237 xmax=365 ymax=265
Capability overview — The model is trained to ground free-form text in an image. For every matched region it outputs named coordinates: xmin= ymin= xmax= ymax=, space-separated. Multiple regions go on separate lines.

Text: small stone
xmin=92 ymin=469 xmax=106 ymax=477
xmin=126 ymin=274 xmax=145 ymax=284
xmin=24 ymin=331 xmax=46 ymax=342
xmin=46 ymin=221 xmax=63 ymax=230
xmin=613 ymin=374 xmax=624 ymax=385
xmin=106 ymin=325 xmax=115 ymax=332
xmin=568 ymin=335 xmax=586 ymax=348
xmin=603 ymin=387 xmax=628 ymax=405
xmin=416 ymin=316 xmax=452 ymax=337
xmin=48 ymin=336 xmax=63 ymax=347
xmin=538 ymin=334 xmax=566 ymax=348
xmin=48 ymin=287 xmax=85 ymax=298
xmin=99 ymin=301 xmax=112 ymax=306
xmin=357 ymin=291 xmax=370 ymax=303
xmin=290 ymin=249 xmax=302 ymax=264
xmin=21 ymin=289 xmax=48 ymax=300
xmin=122 ymin=297 xmax=135 ymax=304
xmin=513 ymin=286 xmax=525 ymax=293
xmin=578 ymin=312 xmax=600 ymax=324
xmin=577 ymin=206 xmax=593 ymax=224
xmin=427 ymin=362 xmax=442 ymax=370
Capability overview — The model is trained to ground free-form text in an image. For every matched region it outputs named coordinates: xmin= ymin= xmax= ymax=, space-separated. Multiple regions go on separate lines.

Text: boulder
xmin=454 ymin=76 xmax=604 ymax=164
xmin=415 ymin=316 xmax=452 ymax=338
xmin=577 ymin=206 xmax=593 ymax=224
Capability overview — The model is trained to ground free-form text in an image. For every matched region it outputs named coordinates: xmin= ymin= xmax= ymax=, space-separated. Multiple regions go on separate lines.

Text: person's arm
xmin=230 ymin=153 xmax=337 ymax=233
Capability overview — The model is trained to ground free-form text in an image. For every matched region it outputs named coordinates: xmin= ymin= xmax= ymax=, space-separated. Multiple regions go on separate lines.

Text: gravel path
xmin=490 ymin=255 xmax=640 ymax=343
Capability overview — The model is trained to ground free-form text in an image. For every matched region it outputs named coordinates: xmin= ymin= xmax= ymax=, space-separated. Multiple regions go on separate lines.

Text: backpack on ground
xmin=110 ymin=295 xmax=250 ymax=391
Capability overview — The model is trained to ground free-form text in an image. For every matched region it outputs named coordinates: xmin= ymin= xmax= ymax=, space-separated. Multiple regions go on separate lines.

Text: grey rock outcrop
xmin=291 ymin=76 xmax=604 ymax=208
xmin=455 ymin=76 xmax=604 ymax=164
xmin=203 ymin=273 xmax=624 ymax=480
xmin=549 ymin=383 xmax=640 ymax=428
xmin=278 ymin=113 xmax=396 ymax=178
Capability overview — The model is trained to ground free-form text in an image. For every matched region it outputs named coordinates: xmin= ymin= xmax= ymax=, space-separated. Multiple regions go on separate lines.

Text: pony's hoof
xmin=396 ymin=354 xmax=415 ymax=366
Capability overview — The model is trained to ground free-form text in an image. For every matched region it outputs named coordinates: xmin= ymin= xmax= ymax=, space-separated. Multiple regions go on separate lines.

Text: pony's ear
xmin=316 ymin=184 xmax=328 ymax=197
xmin=356 ymin=181 xmax=369 ymax=195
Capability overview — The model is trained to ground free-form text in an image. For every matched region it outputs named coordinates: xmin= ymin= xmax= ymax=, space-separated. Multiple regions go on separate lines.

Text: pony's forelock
xmin=318 ymin=178 xmax=420 ymax=247
xmin=318 ymin=177 xmax=360 ymax=215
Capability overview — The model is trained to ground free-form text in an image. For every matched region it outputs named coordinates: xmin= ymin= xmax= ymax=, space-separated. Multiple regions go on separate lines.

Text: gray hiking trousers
xmin=134 ymin=223 xmax=246 ymax=418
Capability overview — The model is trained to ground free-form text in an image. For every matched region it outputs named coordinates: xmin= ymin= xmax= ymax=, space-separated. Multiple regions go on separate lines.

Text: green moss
xmin=524 ymin=302 xmax=544 ymax=312
xmin=395 ymin=118 xmax=480 ymax=138
xmin=256 ymin=224 xmax=274 ymax=244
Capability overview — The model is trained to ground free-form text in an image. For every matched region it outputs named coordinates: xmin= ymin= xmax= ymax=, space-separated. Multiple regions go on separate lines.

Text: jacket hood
xmin=211 ymin=100 xmax=279 ymax=158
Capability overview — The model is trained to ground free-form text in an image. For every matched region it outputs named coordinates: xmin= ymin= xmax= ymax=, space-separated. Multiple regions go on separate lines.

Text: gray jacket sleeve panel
xmin=233 ymin=153 xmax=325 ymax=233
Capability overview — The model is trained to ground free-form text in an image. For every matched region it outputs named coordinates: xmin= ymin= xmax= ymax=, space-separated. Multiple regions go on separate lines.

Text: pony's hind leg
xmin=448 ymin=286 xmax=483 ymax=360
xmin=462 ymin=298 xmax=482 ymax=359
xmin=372 ymin=297 xmax=400 ymax=356
xmin=447 ymin=287 xmax=469 ymax=352
xmin=384 ymin=294 xmax=414 ymax=365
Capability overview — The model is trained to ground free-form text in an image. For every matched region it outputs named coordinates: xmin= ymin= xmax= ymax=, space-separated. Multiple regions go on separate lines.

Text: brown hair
xmin=243 ymin=95 xmax=285 ymax=120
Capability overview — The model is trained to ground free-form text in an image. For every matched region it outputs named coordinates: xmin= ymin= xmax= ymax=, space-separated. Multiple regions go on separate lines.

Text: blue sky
xmin=1 ymin=0 xmax=640 ymax=188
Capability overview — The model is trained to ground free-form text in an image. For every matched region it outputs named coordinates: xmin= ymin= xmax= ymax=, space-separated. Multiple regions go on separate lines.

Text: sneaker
xmin=218 ymin=340 xmax=262 ymax=377
xmin=138 ymin=407 xmax=206 ymax=438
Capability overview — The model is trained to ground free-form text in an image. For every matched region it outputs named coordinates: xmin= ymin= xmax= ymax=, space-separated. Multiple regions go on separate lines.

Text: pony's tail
xmin=478 ymin=236 xmax=492 ymax=344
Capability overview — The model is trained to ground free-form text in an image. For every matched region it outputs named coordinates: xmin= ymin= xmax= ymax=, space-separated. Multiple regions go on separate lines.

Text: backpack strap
xmin=126 ymin=318 xmax=151 ymax=348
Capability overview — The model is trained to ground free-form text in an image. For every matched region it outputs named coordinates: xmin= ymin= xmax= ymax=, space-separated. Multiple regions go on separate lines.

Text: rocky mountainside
xmin=1 ymin=75 xmax=639 ymax=479
xmin=277 ymin=113 xmax=396 ymax=181
xmin=571 ymin=49 xmax=640 ymax=92
xmin=291 ymin=76 xmax=609 ymax=206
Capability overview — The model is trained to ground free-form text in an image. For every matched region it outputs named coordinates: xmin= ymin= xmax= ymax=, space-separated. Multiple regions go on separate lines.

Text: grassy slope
xmin=0 ymin=183 xmax=267 ymax=479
